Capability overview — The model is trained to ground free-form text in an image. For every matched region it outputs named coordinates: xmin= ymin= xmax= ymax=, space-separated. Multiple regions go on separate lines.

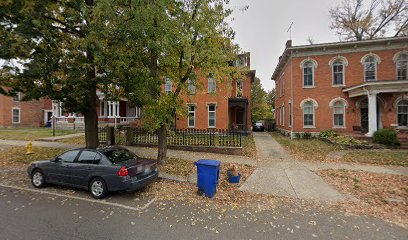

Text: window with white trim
xmin=303 ymin=101 xmax=314 ymax=127
xmin=396 ymin=53 xmax=408 ymax=80
xmin=208 ymin=104 xmax=216 ymax=128
xmin=364 ymin=56 xmax=377 ymax=81
xmin=165 ymin=78 xmax=172 ymax=94
xmin=333 ymin=101 xmax=345 ymax=127
xmin=397 ymin=100 xmax=408 ymax=127
xmin=188 ymin=105 xmax=196 ymax=128
xmin=12 ymin=107 xmax=20 ymax=124
xmin=282 ymin=105 xmax=285 ymax=127
xmin=188 ymin=79 xmax=196 ymax=94
xmin=303 ymin=61 xmax=314 ymax=87
xmin=13 ymin=92 xmax=21 ymax=102
xmin=288 ymin=102 xmax=292 ymax=127
xmin=208 ymin=77 xmax=216 ymax=93
xmin=332 ymin=60 xmax=344 ymax=85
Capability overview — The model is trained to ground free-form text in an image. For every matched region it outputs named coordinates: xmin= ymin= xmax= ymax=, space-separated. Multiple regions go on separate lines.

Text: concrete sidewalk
xmin=0 ymin=139 xmax=80 ymax=149
xmin=240 ymin=132 xmax=348 ymax=202
xmin=37 ymin=133 xmax=84 ymax=142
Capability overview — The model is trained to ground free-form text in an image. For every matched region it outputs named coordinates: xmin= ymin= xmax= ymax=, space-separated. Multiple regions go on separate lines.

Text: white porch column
xmin=365 ymin=93 xmax=377 ymax=137
xmin=107 ymin=101 xmax=111 ymax=117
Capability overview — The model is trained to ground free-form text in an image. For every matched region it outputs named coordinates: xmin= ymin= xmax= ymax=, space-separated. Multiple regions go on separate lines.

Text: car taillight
xmin=117 ymin=166 xmax=129 ymax=177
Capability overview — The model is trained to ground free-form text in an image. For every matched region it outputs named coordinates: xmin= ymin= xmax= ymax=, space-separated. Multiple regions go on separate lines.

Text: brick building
xmin=50 ymin=52 xmax=255 ymax=131
xmin=171 ymin=53 xmax=256 ymax=131
xmin=272 ymin=36 xmax=408 ymax=137
xmin=0 ymin=93 xmax=52 ymax=127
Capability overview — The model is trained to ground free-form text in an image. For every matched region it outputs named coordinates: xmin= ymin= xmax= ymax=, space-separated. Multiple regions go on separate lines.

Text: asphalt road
xmin=0 ymin=184 xmax=407 ymax=240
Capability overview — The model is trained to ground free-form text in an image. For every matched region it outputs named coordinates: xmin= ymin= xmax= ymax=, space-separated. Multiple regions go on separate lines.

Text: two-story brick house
xmin=272 ymin=36 xmax=408 ymax=137
xmin=0 ymin=92 xmax=52 ymax=127
xmin=169 ymin=53 xmax=256 ymax=131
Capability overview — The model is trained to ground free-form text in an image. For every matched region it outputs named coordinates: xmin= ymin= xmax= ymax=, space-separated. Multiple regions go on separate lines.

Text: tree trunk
xmin=84 ymin=82 xmax=99 ymax=148
xmin=157 ymin=124 xmax=167 ymax=164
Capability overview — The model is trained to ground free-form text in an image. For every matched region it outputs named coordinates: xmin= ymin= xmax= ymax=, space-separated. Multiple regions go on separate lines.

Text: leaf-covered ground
xmin=271 ymin=132 xmax=408 ymax=166
xmin=318 ymin=169 xmax=408 ymax=228
xmin=340 ymin=151 xmax=408 ymax=167
xmin=270 ymin=132 xmax=343 ymax=162
xmin=0 ymin=147 xmax=67 ymax=168
xmin=158 ymin=158 xmax=195 ymax=177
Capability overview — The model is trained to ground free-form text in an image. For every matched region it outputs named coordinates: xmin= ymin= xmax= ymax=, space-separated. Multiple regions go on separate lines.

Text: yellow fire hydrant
xmin=26 ymin=141 xmax=33 ymax=155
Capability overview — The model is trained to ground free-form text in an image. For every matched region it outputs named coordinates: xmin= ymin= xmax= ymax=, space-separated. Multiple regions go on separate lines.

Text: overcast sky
xmin=230 ymin=0 xmax=344 ymax=91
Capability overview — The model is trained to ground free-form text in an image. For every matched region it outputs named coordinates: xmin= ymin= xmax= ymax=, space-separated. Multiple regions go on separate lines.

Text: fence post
xmin=209 ymin=129 xmax=212 ymax=146
xmin=107 ymin=126 xmax=115 ymax=145
xmin=239 ymin=131 xmax=242 ymax=147
xmin=125 ymin=127 xmax=134 ymax=145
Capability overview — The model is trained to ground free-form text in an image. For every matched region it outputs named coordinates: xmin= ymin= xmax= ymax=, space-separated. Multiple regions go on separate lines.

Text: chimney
xmin=285 ymin=40 xmax=292 ymax=48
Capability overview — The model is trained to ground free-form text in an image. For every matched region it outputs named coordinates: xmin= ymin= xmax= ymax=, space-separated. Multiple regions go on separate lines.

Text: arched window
xmin=303 ymin=61 xmax=314 ymax=87
xmin=364 ymin=56 xmax=377 ymax=81
xmin=332 ymin=59 xmax=344 ymax=85
xmin=333 ymin=101 xmax=345 ymax=127
xmin=397 ymin=100 xmax=408 ymax=127
xmin=396 ymin=53 xmax=408 ymax=80
xmin=303 ymin=101 xmax=315 ymax=127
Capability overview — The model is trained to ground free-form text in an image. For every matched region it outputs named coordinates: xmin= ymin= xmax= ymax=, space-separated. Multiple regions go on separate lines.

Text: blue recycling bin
xmin=194 ymin=159 xmax=220 ymax=198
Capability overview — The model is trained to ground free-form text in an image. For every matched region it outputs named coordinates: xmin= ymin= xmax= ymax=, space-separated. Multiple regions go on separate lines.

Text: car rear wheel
xmin=31 ymin=169 xmax=46 ymax=188
xmin=89 ymin=178 xmax=108 ymax=199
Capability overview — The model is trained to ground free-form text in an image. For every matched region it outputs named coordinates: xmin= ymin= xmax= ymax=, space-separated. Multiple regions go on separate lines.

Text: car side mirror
xmin=52 ymin=157 xmax=60 ymax=162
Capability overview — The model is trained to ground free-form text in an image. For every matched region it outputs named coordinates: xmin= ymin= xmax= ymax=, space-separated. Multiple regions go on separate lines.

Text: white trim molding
xmin=392 ymin=50 xmax=408 ymax=63
xmin=11 ymin=107 xmax=21 ymax=124
xmin=299 ymin=57 xmax=318 ymax=69
xmin=300 ymin=98 xmax=318 ymax=109
xmin=328 ymin=55 xmax=349 ymax=67
xmin=393 ymin=94 xmax=408 ymax=108
xmin=360 ymin=52 xmax=381 ymax=64
xmin=329 ymin=97 xmax=349 ymax=109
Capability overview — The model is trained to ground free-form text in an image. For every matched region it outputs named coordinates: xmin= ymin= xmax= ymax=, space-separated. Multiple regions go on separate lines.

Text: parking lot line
xmin=0 ymin=183 xmax=156 ymax=212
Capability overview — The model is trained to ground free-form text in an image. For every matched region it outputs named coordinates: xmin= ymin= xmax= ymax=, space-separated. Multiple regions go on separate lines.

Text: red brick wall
xmin=176 ymin=74 xmax=252 ymax=130
xmin=275 ymin=47 xmax=407 ymax=134
xmin=0 ymin=94 xmax=51 ymax=127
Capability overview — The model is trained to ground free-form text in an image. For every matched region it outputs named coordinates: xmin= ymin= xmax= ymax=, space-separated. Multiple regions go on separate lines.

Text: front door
xmin=361 ymin=108 xmax=368 ymax=132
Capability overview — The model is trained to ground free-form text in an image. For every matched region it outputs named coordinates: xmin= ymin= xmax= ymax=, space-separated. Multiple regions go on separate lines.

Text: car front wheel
xmin=89 ymin=178 xmax=108 ymax=199
xmin=31 ymin=169 xmax=46 ymax=188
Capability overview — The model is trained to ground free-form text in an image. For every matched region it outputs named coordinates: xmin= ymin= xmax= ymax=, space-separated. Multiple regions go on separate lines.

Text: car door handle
xmin=63 ymin=164 xmax=72 ymax=168
xmin=87 ymin=166 xmax=93 ymax=170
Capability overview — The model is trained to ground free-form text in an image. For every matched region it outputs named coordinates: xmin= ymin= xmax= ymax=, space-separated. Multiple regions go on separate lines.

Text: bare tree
xmin=307 ymin=36 xmax=315 ymax=44
xmin=330 ymin=0 xmax=408 ymax=41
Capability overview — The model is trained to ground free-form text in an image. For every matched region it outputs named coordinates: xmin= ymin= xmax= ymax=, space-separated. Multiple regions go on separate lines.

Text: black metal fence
xmin=99 ymin=127 xmax=243 ymax=147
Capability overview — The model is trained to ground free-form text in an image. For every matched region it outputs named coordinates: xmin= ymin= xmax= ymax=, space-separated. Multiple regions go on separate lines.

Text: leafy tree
xmin=266 ymin=88 xmax=275 ymax=115
xmin=0 ymin=0 xmax=123 ymax=148
xmin=127 ymin=0 xmax=243 ymax=163
xmin=330 ymin=0 xmax=408 ymax=41
xmin=251 ymin=77 xmax=272 ymax=122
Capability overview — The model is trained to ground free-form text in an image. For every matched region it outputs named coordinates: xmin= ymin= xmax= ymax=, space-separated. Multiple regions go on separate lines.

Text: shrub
xmin=294 ymin=132 xmax=301 ymax=139
xmin=303 ymin=132 xmax=312 ymax=139
xmin=319 ymin=130 xmax=338 ymax=138
xmin=373 ymin=128 xmax=400 ymax=146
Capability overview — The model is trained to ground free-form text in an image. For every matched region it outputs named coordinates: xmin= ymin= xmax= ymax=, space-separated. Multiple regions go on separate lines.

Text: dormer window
xmin=13 ymin=92 xmax=21 ymax=101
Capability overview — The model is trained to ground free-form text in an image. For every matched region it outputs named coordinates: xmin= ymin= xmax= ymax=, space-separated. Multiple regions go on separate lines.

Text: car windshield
xmin=103 ymin=149 xmax=136 ymax=163
xmin=255 ymin=123 xmax=263 ymax=126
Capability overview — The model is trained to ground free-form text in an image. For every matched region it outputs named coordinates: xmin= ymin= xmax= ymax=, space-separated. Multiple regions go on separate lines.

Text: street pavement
xmin=0 ymin=184 xmax=407 ymax=240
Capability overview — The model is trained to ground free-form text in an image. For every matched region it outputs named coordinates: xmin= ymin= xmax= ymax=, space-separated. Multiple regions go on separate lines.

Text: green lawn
xmin=270 ymin=132 xmax=343 ymax=162
xmin=0 ymin=128 xmax=79 ymax=141
xmin=340 ymin=151 xmax=408 ymax=167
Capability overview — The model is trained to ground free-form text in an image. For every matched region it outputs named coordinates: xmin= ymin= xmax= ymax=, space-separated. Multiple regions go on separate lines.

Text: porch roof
xmin=342 ymin=80 xmax=408 ymax=98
